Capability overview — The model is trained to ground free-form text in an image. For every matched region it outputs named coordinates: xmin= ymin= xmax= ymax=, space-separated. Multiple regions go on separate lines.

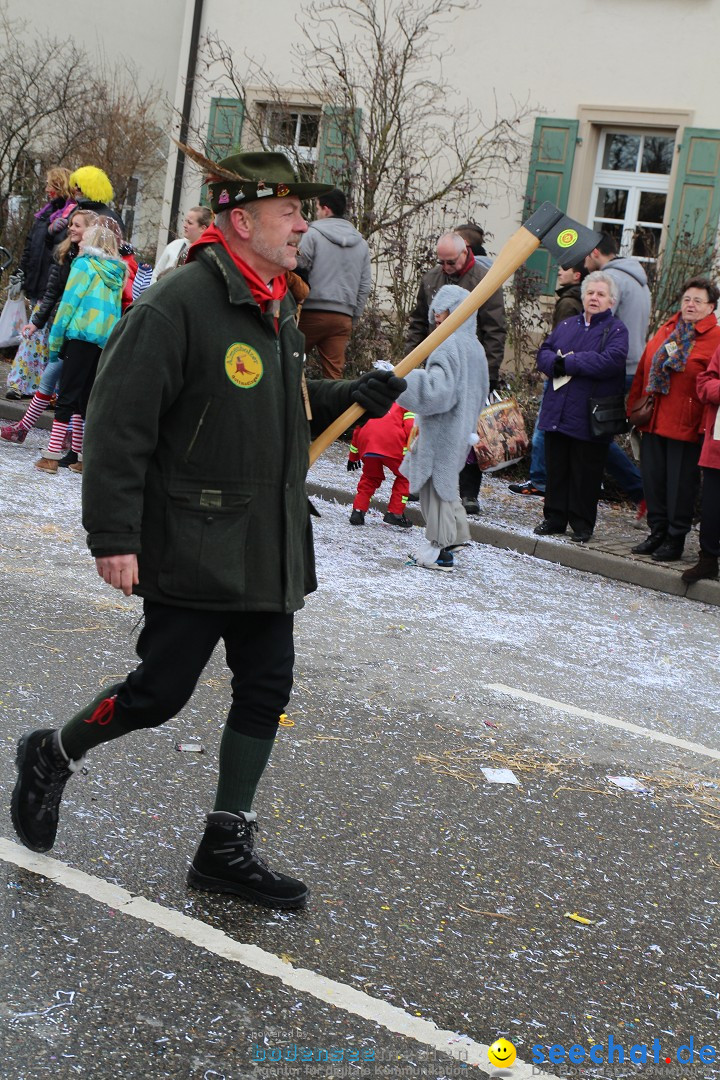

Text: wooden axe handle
xmin=308 ymin=225 xmax=542 ymax=465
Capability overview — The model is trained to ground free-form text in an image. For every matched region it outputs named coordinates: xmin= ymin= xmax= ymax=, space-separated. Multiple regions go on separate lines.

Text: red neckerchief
xmin=187 ymin=223 xmax=288 ymax=312
xmin=456 ymin=249 xmax=476 ymax=278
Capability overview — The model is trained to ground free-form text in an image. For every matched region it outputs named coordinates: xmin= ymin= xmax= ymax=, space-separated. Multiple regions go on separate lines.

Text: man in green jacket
xmin=11 ymin=151 xmax=405 ymax=910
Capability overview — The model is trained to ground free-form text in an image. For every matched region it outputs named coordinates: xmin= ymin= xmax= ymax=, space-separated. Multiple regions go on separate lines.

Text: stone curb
xmin=0 ymin=397 xmax=53 ymax=430
xmin=307 ymin=480 xmax=720 ymax=609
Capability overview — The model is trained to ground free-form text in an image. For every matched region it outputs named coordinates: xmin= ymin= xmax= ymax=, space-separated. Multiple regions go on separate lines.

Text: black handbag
xmin=589 ymin=393 xmax=631 ymax=437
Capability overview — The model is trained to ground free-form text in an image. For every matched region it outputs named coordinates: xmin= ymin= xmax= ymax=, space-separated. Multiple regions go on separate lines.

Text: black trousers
xmin=640 ymin=432 xmax=701 ymax=541
xmin=459 ymin=460 xmax=483 ymax=500
xmin=544 ymin=431 xmax=609 ymax=534
xmin=113 ymin=601 xmax=295 ymax=740
xmin=700 ymin=467 xmax=720 ymax=556
xmin=55 ymin=339 xmax=102 ymax=423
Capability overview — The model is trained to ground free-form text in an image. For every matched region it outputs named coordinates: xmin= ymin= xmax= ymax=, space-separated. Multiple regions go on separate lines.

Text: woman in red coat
xmin=628 ymin=277 xmax=720 ymax=561
xmin=682 ymin=345 xmax=720 ymax=581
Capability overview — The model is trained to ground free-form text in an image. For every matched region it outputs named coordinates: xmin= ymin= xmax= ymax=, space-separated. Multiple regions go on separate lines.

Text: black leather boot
xmin=187 ymin=811 xmax=308 ymax=909
xmin=631 ymin=531 xmax=666 ymax=555
xmin=651 ymin=538 xmax=685 ymax=561
xmin=681 ymin=551 xmax=719 ymax=583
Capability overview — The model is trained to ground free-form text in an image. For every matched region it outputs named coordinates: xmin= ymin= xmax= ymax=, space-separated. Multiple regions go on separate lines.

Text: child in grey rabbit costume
xmin=398 ymin=284 xmax=489 ymax=570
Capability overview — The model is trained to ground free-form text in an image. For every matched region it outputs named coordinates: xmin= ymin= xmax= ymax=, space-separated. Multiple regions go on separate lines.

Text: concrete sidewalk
xmin=308 ymin=442 xmax=720 ymax=608
xmin=2 ymin=389 xmax=717 ymax=607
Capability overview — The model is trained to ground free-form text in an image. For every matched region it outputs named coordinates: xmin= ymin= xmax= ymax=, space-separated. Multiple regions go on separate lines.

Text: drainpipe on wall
xmin=168 ymin=0 xmax=204 ymax=239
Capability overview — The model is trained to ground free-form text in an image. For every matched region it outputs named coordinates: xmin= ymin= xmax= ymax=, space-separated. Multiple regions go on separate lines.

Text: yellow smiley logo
xmin=488 ymin=1038 xmax=517 ymax=1068
xmin=557 ymin=228 xmax=579 ymax=249
xmin=225 ymin=343 xmax=263 ymax=389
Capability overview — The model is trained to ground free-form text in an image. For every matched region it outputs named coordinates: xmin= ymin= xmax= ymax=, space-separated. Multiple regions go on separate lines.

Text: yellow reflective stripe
xmin=349 ymin=444 xmax=359 ymax=454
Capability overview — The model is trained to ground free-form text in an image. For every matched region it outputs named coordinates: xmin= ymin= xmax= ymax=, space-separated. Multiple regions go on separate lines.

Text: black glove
xmin=488 ymin=377 xmax=501 ymax=393
xmin=349 ymin=369 xmax=407 ymax=418
xmin=347 ymin=459 xmax=362 ymax=471
xmin=553 ymin=352 xmax=566 ymax=378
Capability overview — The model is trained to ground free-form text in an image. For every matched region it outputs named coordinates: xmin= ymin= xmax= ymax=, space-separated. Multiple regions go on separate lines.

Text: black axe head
xmin=523 ymin=202 xmax=603 ymax=269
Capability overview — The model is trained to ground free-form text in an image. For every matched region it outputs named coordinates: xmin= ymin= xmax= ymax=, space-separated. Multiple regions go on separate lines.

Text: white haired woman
xmin=534 ymin=270 xmax=628 ymax=542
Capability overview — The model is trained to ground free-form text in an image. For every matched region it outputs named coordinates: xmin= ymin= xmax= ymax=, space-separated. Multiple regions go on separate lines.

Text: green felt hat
xmin=206 ymin=151 xmax=335 ymax=213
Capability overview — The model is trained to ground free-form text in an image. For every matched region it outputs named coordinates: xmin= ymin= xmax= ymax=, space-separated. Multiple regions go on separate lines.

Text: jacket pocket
xmin=158 ymin=483 xmax=252 ymax=602
xmin=680 ymin=394 xmax=704 ymax=438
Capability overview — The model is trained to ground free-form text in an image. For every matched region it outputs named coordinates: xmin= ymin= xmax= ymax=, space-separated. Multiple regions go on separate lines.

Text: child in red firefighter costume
xmin=347 ymin=402 xmax=415 ymax=527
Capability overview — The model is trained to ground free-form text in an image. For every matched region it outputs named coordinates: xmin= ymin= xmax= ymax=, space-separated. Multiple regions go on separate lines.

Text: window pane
xmin=595 ymin=187 xmax=628 ymax=218
xmin=638 ymin=191 xmax=666 ymax=224
xmin=298 ymin=113 xmax=320 ymax=147
xmin=593 ymin=221 xmax=623 ymax=246
xmin=641 ymin=135 xmax=674 ymax=175
xmin=632 ymin=227 xmax=662 ymax=259
xmin=602 ymin=133 xmax=640 ymax=172
xmin=268 ymin=110 xmax=296 ymax=145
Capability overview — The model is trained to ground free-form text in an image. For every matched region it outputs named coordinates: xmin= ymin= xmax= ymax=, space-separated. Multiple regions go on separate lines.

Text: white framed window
xmin=261 ymin=106 xmax=321 ymax=164
xmin=589 ymin=128 xmax=675 ymax=263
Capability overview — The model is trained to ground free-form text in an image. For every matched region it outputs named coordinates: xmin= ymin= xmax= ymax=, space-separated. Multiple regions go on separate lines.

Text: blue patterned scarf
xmin=645 ymin=318 xmax=696 ymax=395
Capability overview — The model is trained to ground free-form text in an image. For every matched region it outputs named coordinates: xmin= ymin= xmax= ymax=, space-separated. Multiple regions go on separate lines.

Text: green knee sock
xmin=213 ymin=726 xmax=276 ymax=814
xmin=60 ymin=683 xmax=134 ymax=760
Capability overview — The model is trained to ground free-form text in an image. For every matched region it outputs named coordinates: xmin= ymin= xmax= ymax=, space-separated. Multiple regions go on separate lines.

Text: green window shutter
xmin=206 ymin=97 xmax=245 ymax=157
xmin=316 ymin=105 xmax=361 ymax=188
xmin=523 ymin=117 xmax=579 ymax=295
xmin=201 ymin=98 xmax=244 ymax=205
xmin=667 ymin=127 xmax=720 ymax=255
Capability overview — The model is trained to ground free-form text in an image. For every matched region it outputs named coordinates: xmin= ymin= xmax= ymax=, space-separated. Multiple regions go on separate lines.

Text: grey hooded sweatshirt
xmin=603 ymin=256 xmax=651 ymax=379
xmin=297 ymin=217 xmax=372 ymax=322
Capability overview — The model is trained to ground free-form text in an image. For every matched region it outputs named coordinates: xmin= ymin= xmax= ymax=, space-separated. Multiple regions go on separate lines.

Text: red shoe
xmin=1 ymin=424 xmax=27 ymax=444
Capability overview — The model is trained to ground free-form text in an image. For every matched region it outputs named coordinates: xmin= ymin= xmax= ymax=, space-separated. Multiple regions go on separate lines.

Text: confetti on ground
xmin=607 ymin=775 xmax=652 ymax=793
xmin=481 ymin=767 xmax=520 ymax=785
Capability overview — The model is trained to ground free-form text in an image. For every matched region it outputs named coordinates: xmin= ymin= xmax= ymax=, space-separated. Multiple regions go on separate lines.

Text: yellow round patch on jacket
xmin=225 ymin=343 xmax=263 ymax=388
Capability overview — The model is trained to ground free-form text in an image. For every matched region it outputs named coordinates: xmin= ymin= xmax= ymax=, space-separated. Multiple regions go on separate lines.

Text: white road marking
xmin=0 ymin=836 xmax=558 ymax=1079
xmin=486 ymin=683 xmax=720 ymax=763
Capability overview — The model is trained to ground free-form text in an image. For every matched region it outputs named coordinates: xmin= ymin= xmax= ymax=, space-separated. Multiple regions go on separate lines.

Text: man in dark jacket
xmin=10 ymin=151 xmax=405 ymax=910
xmin=404 ymin=231 xmax=506 ymax=388
xmin=297 ymin=187 xmax=372 ymax=379
xmin=552 ymin=262 xmax=587 ymax=328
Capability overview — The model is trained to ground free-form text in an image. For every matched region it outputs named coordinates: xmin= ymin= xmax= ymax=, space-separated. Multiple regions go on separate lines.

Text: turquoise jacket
xmin=47 ymin=253 xmax=125 ymax=360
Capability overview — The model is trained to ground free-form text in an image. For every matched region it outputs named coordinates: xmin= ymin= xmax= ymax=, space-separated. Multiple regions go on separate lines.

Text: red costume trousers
xmin=353 ymin=455 xmax=409 ymax=515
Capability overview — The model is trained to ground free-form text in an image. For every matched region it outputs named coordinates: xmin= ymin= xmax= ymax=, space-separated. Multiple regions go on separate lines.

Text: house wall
xmin=14 ymin=0 xmax=720 ymax=266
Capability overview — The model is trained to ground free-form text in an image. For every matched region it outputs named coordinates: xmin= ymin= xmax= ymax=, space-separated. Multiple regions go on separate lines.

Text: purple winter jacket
xmin=536 ymin=309 xmax=628 ymax=442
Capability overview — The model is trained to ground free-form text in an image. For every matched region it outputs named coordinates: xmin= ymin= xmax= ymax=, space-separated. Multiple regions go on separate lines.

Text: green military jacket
xmin=82 ymin=244 xmax=355 ymax=612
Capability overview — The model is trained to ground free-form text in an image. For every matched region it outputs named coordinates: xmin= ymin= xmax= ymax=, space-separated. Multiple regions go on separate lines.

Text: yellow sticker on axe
xmin=225 ymin=342 xmax=263 ymax=388
xmin=557 ymin=228 xmax=579 ymax=249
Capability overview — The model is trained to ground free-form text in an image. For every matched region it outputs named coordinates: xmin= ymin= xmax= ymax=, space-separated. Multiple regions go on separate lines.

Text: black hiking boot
xmin=11 ymin=729 xmax=85 ymax=852
xmin=382 ymin=511 xmax=412 ymax=528
xmin=187 ymin=811 xmax=308 ymax=909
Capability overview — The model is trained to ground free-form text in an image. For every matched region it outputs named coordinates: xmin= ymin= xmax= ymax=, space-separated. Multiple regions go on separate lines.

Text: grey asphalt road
xmin=1 ymin=432 xmax=719 ymax=1080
